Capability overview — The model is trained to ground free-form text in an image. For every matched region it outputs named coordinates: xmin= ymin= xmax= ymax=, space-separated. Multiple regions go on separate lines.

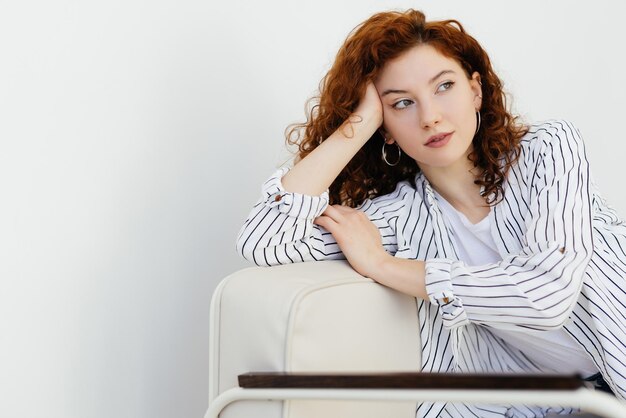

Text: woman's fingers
xmin=314 ymin=205 xmax=353 ymax=234
xmin=313 ymin=214 xmax=337 ymax=231
xmin=314 ymin=203 xmax=387 ymax=279
xmin=320 ymin=204 xmax=357 ymax=222
xmin=315 ymin=205 xmax=370 ymax=240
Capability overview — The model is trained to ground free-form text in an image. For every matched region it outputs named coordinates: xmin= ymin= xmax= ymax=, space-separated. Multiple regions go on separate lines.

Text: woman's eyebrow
xmin=381 ymin=88 xmax=409 ymax=97
xmin=380 ymin=69 xmax=456 ymax=97
xmin=429 ymin=69 xmax=455 ymax=84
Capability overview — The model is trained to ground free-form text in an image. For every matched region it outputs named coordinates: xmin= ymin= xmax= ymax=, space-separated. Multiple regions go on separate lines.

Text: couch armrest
xmin=209 ymin=260 xmax=421 ymax=418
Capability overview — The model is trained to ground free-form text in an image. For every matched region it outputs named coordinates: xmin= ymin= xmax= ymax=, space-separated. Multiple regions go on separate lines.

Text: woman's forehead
xmin=376 ymin=45 xmax=464 ymax=87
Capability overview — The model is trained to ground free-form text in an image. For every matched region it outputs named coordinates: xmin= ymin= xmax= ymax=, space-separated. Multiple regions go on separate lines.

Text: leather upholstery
xmin=210 ymin=260 xmax=421 ymax=417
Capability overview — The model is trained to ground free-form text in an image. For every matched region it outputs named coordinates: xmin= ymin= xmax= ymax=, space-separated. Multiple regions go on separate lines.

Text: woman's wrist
xmin=351 ymin=108 xmax=383 ymax=133
xmin=369 ymin=252 xmax=400 ymax=285
xmin=335 ymin=114 xmax=380 ymax=144
xmin=368 ymin=254 xmax=428 ymax=299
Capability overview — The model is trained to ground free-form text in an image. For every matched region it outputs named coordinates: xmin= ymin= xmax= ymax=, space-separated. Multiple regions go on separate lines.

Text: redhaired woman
xmin=236 ymin=9 xmax=626 ymax=417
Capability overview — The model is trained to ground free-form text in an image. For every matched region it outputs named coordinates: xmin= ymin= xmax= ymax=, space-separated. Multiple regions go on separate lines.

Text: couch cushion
xmin=212 ymin=260 xmax=421 ymax=418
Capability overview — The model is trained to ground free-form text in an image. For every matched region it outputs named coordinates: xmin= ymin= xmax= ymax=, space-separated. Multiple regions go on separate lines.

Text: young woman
xmin=236 ymin=9 xmax=626 ymax=417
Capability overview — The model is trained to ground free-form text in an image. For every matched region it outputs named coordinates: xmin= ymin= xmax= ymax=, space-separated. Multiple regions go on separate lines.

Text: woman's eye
xmin=436 ymin=81 xmax=454 ymax=93
xmin=392 ymin=99 xmax=413 ymax=110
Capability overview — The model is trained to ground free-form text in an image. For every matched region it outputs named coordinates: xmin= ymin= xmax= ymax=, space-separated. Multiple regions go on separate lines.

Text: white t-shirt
xmin=434 ymin=190 xmax=598 ymax=377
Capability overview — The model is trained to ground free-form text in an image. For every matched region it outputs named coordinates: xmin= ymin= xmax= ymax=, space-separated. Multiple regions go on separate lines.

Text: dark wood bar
xmin=239 ymin=372 xmax=584 ymax=391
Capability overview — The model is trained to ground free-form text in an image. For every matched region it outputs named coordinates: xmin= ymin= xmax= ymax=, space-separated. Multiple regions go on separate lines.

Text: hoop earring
xmin=475 ymin=111 xmax=481 ymax=136
xmin=382 ymin=142 xmax=401 ymax=166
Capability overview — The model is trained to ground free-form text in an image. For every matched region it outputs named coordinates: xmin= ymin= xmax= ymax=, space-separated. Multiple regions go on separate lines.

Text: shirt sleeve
xmin=236 ymin=167 xmax=400 ymax=266
xmin=424 ymin=120 xmax=593 ymax=331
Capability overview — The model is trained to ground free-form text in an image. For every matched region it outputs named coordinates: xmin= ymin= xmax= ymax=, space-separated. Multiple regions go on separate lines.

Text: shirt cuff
xmin=261 ymin=167 xmax=330 ymax=219
xmin=424 ymin=258 xmax=469 ymax=329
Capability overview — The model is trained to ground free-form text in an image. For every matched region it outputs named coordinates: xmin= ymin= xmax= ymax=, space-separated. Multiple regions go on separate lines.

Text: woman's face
xmin=374 ymin=44 xmax=482 ymax=172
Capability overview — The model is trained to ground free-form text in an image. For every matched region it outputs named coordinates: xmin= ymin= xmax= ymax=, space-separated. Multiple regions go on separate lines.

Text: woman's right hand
xmin=353 ymin=81 xmax=383 ymax=129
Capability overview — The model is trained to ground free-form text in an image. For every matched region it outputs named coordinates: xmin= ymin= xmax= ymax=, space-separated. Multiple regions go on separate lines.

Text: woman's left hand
xmin=313 ymin=205 xmax=391 ymax=278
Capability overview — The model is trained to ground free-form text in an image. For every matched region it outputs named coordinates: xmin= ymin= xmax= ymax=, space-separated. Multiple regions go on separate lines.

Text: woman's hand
xmin=353 ymin=81 xmax=383 ymax=129
xmin=314 ymin=204 xmax=429 ymax=299
xmin=313 ymin=204 xmax=391 ymax=279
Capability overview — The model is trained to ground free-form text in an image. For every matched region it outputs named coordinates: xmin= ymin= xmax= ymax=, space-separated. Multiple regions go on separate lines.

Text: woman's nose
xmin=419 ymin=101 xmax=442 ymax=129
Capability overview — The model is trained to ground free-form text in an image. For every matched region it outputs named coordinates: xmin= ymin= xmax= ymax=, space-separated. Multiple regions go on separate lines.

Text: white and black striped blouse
xmin=236 ymin=119 xmax=626 ymax=417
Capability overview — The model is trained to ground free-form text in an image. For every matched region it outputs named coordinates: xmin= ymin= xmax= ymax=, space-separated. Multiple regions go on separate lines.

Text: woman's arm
xmin=237 ymin=83 xmax=398 ymax=266
xmin=281 ymin=83 xmax=382 ymax=196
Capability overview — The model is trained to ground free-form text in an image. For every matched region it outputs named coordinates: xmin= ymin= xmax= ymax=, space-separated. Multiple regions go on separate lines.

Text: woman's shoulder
xmin=520 ymin=119 xmax=584 ymax=151
xmin=511 ymin=119 xmax=588 ymax=185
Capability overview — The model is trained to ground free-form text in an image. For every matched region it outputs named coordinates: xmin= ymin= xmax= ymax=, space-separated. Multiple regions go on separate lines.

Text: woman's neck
xmin=421 ymin=160 xmax=490 ymax=224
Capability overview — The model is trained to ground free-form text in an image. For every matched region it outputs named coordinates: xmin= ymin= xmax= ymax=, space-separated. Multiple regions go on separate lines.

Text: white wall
xmin=1 ymin=1 xmax=624 ymax=417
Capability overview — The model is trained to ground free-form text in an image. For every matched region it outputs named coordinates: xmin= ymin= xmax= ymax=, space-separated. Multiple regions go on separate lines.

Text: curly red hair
xmin=286 ymin=9 xmax=527 ymax=207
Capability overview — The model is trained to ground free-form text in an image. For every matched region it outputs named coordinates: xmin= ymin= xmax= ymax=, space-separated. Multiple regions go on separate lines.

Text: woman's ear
xmin=470 ymin=71 xmax=483 ymax=110
xmin=470 ymin=71 xmax=483 ymax=111
xmin=378 ymin=128 xmax=395 ymax=144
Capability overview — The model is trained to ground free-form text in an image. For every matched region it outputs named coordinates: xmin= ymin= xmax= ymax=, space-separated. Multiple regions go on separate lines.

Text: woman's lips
xmin=426 ymin=132 xmax=452 ymax=148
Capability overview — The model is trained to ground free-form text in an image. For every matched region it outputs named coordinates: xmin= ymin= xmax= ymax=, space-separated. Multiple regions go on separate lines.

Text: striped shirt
xmin=236 ymin=120 xmax=626 ymax=417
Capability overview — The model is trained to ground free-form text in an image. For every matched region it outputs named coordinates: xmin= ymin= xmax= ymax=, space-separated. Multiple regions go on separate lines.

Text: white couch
xmin=209 ymin=260 xmax=420 ymax=418
xmin=206 ymin=260 xmax=626 ymax=418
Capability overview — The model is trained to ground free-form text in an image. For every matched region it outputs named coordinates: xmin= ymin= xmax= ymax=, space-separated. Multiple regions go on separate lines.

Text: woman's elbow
xmin=235 ymin=235 xmax=270 ymax=267
xmin=529 ymin=287 xmax=581 ymax=331
xmin=534 ymin=252 xmax=589 ymax=329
